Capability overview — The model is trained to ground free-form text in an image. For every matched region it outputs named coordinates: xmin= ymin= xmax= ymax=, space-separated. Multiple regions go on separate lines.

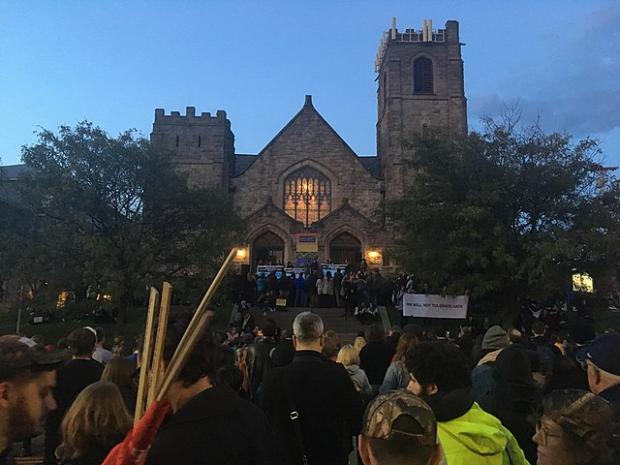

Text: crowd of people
xmin=232 ymin=260 xmax=397 ymax=321
xmin=0 ymin=304 xmax=619 ymax=465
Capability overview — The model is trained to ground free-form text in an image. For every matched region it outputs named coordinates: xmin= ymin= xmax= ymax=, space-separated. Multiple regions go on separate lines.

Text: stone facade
xmin=150 ymin=19 xmax=466 ymax=270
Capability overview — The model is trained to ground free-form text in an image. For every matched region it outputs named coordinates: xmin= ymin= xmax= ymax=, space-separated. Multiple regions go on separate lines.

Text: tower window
xmin=198 ymin=136 xmax=201 ymax=147
xmin=383 ymin=72 xmax=388 ymax=104
xmin=414 ymin=56 xmax=433 ymax=94
xmin=175 ymin=135 xmax=179 ymax=147
xmin=283 ymin=167 xmax=331 ymax=228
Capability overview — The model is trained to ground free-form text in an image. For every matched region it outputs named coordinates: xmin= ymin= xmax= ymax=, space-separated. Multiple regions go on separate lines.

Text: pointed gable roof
xmin=232 ymin=96 xmax=381 ymax=178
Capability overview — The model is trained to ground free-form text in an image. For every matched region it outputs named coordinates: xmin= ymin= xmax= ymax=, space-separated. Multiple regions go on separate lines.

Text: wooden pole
xmin=146 ymin=282 xmax=172 ymax=406
xmin=156 ymin=248 xmax=237 ymax=402
xmin=134 ymin=287 xmax=159 ymax=423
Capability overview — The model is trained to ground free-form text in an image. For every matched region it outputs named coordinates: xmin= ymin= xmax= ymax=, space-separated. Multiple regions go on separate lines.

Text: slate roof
xmin=233 ymin=154 xmax=257 ymax=176
xmin=358 ymin=156 xmax=381 ymax=177
xmin=0 ymin=164 xmax=30 ymax=180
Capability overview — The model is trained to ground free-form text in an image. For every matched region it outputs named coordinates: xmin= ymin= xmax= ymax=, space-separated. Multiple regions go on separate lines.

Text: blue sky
xmin=1 ymin=0 xmax=619 ymax=167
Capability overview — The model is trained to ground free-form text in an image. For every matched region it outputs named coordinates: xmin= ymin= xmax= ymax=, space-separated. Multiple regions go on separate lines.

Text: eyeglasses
xmin=535 ymin=420 xmax=563 ymax=446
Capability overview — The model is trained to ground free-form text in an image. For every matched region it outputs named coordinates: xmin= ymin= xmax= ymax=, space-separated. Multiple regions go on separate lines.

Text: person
xmin=337 ymin=345 xmax=372 ymax=400
xmin=271 ymin=329 xmax=295 ymax=368
xmin=260 ymin=312 xmax=364 ymax=465
xmin=0 ymin=335 xmax=65 ymax=465
xmin=532 ymin=389 xmax=618 ymax=465
xmin=358 ymin=390 xmax=443 ymax=465
xmin=406 ymin=341 xmax=529 ymax=465
xmin=478 ymin=347 xmax=541 ymax=464
xmin=294 ymin=273 xmax=306 ymax=307
xmin=530 ymin=321 xmax=555 ymax=384
xmin=91 ymin=327 xmax=112 ymax=365
xmin=55 ymin=381 xmax=131 ymax=465
xmin=385 ymin=326 xmax=402 ymax=354
xmin=581 ymin=333 xmax=620 ymax=406
xmin=101 ymin=358 xmax=137 ymax=414
xmin=353 ymin=335 xmax=367 ymax=354
xmin=360 ymin=325 xmax=394 ymax=396
xmin=145 ymin=315 xmax=275 ymax=465
xmin=44 ymin=328 xmax=103 ymax=465
xmin=471 ymin=325 xmax=510 ymax=402
xmin=322 ymin=330 xmax=342 ymax=362
xmin=248 ymin=319 xmax=278 ymax=398
xmin=380 ymin=333 xmax=418 ymax=394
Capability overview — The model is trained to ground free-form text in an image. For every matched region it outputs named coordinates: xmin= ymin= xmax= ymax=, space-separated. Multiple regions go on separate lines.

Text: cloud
xmin=470 ymin=3 xmax=620 ymax=138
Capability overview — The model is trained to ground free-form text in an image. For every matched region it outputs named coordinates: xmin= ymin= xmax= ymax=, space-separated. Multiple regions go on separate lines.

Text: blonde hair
xmin=337 ymin=344 xmax=360 ymax=367
xmin=353 ymin=336 xmax=366 ymax=353
xmin=58 ymin=381 xmax=132 ymax=460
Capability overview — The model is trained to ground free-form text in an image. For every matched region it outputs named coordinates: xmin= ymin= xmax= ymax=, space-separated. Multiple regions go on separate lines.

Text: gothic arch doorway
xmin=329 ymin=232 xmax=362 ymax=269
xmin=252 ymin=231 xmax=285 ymax=268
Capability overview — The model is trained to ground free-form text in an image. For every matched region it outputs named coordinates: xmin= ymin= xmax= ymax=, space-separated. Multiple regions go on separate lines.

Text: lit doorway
xmin=252 ymin=231 xmax=285 ymax=269
xmin=329 ymin=232 xmax=362 ymax=269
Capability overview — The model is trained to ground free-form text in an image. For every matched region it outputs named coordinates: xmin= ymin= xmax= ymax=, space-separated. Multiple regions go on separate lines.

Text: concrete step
xmin=254 ymin=307 xmax=391 ymax=345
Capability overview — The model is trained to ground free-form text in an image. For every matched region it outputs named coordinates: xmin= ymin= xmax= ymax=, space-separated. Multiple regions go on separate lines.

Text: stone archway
xmin=329 ymin=232 xmax=362 ymax=269
xmin=251 ymin=231 xmax=285 ymax=268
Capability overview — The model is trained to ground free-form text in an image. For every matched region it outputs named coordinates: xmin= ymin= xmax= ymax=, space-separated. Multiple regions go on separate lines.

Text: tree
xmin=388 ymin=118 xmax=620 ymax=311
xmin=4 ymin=121 xmax=243 ymax=317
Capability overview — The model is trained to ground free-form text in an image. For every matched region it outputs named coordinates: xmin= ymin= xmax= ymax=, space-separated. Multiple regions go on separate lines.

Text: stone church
xmin=150 ymin=19 xmax=467 ymax=270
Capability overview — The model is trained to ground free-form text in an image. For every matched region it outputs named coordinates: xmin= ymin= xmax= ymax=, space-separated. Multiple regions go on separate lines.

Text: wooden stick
xmin=134 ymin=287 xmax=160 ymax=423
xmin=156 ymin=248 xmax=237 ymax=402
xmin=146 ymin=281 xmax=172 ymax=406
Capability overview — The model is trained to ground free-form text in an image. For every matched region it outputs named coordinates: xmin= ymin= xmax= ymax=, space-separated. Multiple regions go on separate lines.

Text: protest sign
xmin=402 ymin=293 xmax=468 ymax=319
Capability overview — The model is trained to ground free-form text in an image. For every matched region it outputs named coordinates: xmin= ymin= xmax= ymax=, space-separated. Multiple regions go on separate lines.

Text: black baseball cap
xmin=0 ymin=335 xmax=67 ymax=381
xmin=577 ymin=333 xmax=620 ymax=376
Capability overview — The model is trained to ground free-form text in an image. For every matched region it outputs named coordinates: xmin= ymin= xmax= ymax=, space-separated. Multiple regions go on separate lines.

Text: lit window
xmin=283 ymin=168 xmax=331 ymax=227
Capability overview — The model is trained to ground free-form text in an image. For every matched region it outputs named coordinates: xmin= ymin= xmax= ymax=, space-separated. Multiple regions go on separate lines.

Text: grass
xmin=0 ymin=303 xmax=234 ymax=346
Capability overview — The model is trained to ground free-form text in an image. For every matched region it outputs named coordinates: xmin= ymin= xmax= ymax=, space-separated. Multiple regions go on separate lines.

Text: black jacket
xmin=44 ymin=358 xmax=103 ymax=465
xmin=146 ymin=385 xmax=276 ymax=465
xmin=359 ymin=342 xmax=394 ymax=385
xmin=259 ymin=350 xmax=364 ymax=465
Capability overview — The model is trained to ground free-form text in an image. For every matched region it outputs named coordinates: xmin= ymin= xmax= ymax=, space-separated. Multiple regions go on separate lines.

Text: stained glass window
xmin=283 ymin=168 xmax=331 ymax=227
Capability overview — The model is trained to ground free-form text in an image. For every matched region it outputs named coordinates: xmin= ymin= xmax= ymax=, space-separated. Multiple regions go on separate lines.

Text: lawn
xmin=0 ymin=303 xmax=234 ymax=347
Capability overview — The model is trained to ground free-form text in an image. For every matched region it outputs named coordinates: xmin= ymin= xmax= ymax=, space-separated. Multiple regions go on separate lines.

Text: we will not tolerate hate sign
xmin=403 ymin=294 xmax=469 ymax=319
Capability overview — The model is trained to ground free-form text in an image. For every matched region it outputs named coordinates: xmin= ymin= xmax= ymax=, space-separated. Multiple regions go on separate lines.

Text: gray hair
xmin=293 ymin=312 xmax=324 ymax=343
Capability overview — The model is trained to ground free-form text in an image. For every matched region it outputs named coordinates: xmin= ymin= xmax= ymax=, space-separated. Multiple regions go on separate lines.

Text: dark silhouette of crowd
xmin=1 ymin=301 xmax=619 ymax=465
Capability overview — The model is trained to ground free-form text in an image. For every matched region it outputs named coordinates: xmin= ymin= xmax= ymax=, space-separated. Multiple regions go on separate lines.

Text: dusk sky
xmin=1 ymin=0 xmax=619 ymax=168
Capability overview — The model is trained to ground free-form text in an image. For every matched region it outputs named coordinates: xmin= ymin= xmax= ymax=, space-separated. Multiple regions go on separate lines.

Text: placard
xmin=402 ymin=293 xmax=468 ymax=319
xmin=297 ymin=234 xmax=318 ymax=252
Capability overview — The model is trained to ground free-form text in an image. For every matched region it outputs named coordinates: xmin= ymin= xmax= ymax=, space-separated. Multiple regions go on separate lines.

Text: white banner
xmin=402 ymin=293 xmax=469 ymax=319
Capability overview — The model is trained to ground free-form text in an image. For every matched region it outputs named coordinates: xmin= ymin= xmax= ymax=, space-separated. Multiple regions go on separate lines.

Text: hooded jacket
xmin=425 ymin=388 xmax=530 ymax=465
xmin=345 ymin=364 xmax=372 ymax=398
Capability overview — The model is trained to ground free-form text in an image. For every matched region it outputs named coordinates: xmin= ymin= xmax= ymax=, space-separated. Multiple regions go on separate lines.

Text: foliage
xmin=388 ymin=118 xmax=620 ymax=309
xmin=0 ymin=122 xmax=244 ymax=315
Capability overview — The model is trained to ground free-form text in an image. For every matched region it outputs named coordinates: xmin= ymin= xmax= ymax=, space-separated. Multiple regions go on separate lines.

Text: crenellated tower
xmin=150 ymin=106 xmax=235 ymax=189
xmin=376 ymin=18 xmax=467 ymax=201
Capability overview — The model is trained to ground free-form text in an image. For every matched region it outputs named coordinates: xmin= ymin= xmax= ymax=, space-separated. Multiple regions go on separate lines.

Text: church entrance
xmin=329 ymin=232 xmax=362 ymax=270
xmin=252 ymin=231 xmax=285 ymax=268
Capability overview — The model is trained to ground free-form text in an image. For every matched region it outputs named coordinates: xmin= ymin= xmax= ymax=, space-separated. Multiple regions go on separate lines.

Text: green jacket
xmin=438 ymin=402 xmax=530 ymax=465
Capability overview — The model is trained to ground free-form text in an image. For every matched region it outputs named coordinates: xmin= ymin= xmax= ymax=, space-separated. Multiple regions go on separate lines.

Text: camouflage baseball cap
xmin=362 ymin=390 xmax=437 ymax=446
xmin=0 ymin=335 xmax=67 ymax=382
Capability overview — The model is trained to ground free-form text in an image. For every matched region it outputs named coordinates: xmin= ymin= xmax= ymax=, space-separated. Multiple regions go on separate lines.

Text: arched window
xmin=283 ymin=167 xmax=331 ymax=227
xmin=414 ymin=56 xmax=433 ymax=94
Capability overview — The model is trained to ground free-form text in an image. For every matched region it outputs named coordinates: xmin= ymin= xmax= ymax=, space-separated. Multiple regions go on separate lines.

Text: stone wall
xmin=231 ymin=96 xmax=384 ymax=222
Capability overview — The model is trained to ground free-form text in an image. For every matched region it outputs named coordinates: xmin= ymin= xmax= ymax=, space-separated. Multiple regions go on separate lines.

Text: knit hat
xmin=362 ymin=390 xmax=437 ymax=446
xmin=482 ymin=325 xmax=509 ymax=351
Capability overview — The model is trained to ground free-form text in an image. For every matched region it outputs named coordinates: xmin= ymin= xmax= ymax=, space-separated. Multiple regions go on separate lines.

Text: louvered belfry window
xmin=414 ymin=56 xmax=433 ymax=94
xmin=284 ymin=168 xmax=331 ymax=227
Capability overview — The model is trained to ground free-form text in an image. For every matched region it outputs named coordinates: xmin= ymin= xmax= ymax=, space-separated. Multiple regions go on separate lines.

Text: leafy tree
xmin=4 ymin=122 xmax=243 ymax=318
xmin=388 ymin=117 xmax=620 ymax=311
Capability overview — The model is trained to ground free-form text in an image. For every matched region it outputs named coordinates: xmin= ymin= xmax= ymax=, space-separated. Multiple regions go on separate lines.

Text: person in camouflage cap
xmin=0 ymin=335 xmax=66 ymax=465
xmin=358 ymin=390 xmax=443 ymax=465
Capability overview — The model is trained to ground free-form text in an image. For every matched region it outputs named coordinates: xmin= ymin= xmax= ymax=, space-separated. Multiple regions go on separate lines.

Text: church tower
xmin=376 ymin=19 xmax=467 ymax=201
xmin=150 ymin=106 xmax=235 ymax=190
